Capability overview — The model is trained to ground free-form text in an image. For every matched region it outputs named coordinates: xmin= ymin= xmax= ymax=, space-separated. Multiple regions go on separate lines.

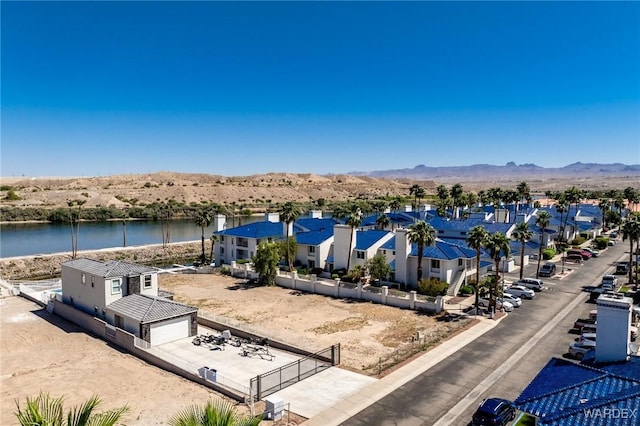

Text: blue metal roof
xmin=380 ymin=236 xmax=396 ymax=250
xmin=515 ymin=357 xmax=640 ymax=426
xmin=355 ymin=230 xmax=392 ymax=250
xmin=295 ymin=228 xmax=334 ymax=245
xmin=295 ymin=218 xmax=339 ymax=232
xmin=215 ymin=221 xmax=284 ymax=239
xmin=409 ymin=239 xmax=475 ymax=260
xmin=294 ymin=218 xmax=337 ymax=245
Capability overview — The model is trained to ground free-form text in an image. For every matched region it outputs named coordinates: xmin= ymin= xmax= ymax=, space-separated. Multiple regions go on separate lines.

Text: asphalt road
xmin=341 ymin=241 xmax=631 ymax=426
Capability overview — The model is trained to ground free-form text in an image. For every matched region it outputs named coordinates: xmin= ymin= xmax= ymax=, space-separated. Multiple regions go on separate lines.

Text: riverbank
xmin=0 ymin=241 xmax=204 ymax=280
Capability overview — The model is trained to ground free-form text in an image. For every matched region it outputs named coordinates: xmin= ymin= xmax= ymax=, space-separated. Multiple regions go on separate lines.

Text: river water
xmin=0 ymin=216 xmax=260 ymax=258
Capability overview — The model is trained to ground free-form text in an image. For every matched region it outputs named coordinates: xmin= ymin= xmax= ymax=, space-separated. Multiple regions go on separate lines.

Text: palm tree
xmin=376 ymin=213 xmax=390 ymax=230
xmin=279 ymin=202 xmax=301 ymax=271
xmin=15 ymin=392 xmax=129 ymax=426
xmin=168 ymin=399 xmax=261 ymax=426
xmin=467 ymin=225 xmax=489 ymax=311
xmin=535 ymin=211 xmax=552 ymax=278
xmin=599 ymin=198 xmax=611 ymax=230
xmin=407 ymin=220 xmax=436 ymax=283
xmin=409 ymin=184 xmax=426 ymax=213
xmin=622 ymin=217 xmax=640 ymax=286
xmin=195 ymin=207 xmax=213 ymax=263
xmin=436 ymin=185 xmax=449 ymax=217
xmin=345 ymin=206 xmax=363 ymax=272
xmin=485 ymin=233 xmax=510 ymax=314
xmin=512 ymin=222 xmax=533 ymax=280
xmin=450 ymin=183 xmax=463 ymax=219
xmin=516 ymin=181 xmax=530 ymax=213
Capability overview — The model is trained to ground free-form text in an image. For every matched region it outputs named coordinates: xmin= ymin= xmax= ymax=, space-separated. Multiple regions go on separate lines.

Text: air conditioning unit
xmin=264 ymin=396 xmax=284 ymax=421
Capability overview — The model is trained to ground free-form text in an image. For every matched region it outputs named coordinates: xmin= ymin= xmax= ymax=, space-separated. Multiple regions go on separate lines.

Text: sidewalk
xmin=302 ymin=314 xmax=503 ymax=425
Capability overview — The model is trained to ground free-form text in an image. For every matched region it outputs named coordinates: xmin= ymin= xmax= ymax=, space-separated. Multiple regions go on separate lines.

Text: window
xmin=111 ymin=279 xmax=121 ymax=295
xmin=81 ymin=273 xmax=86 ymax=284
xmin=458 ymin=259 xmax=463 ymax=266
xmin=91 ymin=277 xmax=95 ymax=288
xmin=356 ymin=251 xmax=365 ymax=259
xmin=308 ymin=246 xmax=316 ymax=254
xmin=308 ymin=260 xmax=316 ymax=269
xmin=220 ymin=236 xmax=225 ymax=242
xmin=143 ymin=275 xmax=152 ymax=289
xmin=220 ymin=247 xmax=225 ymax=254
xmin=431 ymin=259 xmax=440 ymax=269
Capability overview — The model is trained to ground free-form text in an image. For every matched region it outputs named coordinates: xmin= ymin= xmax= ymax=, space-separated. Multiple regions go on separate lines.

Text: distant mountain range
xmin=349 ymin=162 xmax=640 ymax=181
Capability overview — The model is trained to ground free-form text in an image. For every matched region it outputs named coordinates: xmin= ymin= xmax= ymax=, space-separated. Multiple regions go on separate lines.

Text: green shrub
xmin=4 ymin=189 xmax=21 ymax=200
xmin=571 ymin=237 xmax=586 ymax=245
xmin=593 ymin=237 xmax=609 ymax=250
xmin=459 ymin=285 xmax=475 ymax=295
xmin=542 ymin=248 xmax=556 ymax=260
xmin=236 ymin=259 xmax=250 ymax=265
xmin=331 ymin=274 xmax=339 ymax=279
xmin=418 ymin=278 xmax=449 ymax=297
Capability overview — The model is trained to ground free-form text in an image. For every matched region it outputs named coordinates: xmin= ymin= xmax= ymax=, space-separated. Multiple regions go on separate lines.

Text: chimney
xmin=309 ymin=210 xmax=322 ymax=219
xmin=595 ymin=293 xmax=633 ymax=363
xmin=213 ymin=214 xmax=227 ymax=231
xmin=265 ymin=212 xmax=280 ymax=223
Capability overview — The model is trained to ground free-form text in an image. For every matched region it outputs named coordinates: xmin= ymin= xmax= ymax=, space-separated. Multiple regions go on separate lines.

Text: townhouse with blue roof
xmin=212 ymin=211 xmax=338 ymax=270
xmin=329 ymin=226 xmax=393 ymax=272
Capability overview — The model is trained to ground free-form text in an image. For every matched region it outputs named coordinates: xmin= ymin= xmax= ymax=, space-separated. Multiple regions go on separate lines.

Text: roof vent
xmin=579 ymin=399 xmax=589 ymax=404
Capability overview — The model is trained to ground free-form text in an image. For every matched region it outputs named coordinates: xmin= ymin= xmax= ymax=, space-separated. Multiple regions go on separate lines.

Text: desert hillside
xmin=0 ymin=172 xmax=432 ymax=209
xmin=1 ymin=171 xmax=638 ymax=211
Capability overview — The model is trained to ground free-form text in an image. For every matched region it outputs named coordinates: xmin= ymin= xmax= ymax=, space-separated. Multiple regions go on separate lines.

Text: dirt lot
xmin=158 ymin=272 xmax=471 ymax=373
xmin=0 ymin=296 xmax=260 ymax=426
xmin=0 ymin=274 xmax=472 ymax=425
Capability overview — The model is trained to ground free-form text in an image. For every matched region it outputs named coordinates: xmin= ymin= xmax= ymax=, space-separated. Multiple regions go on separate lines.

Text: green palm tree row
xmin=279 ymin=202 xmax=302 ymax=271
xmin=485 ymin=232 xmax=511 ymax=314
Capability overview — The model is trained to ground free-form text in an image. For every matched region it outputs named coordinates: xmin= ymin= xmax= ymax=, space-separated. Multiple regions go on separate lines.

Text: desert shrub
xmin=4 ymin=189 xmax=21 ymax=200
xmin=418 ymin=277 xmax=449 ymax=297
xmin=459 ymin=285 xmax=475 ymax=295
xmin=594 ymin=237 xmax=609 ymax=250
xmin=542 ymin=248 xmax=556 ymax=260
xmin=331 ymin=274 xmax=339 ymax=279
xmin=571 ymin=237 xmax=586 ymax=245
xmin=220 ymin=266 xmax=231 ymax=276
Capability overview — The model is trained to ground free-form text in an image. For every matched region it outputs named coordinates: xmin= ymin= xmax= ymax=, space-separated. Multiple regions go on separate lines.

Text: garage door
xmin=150 ymin=316 xmax=189 ymax=346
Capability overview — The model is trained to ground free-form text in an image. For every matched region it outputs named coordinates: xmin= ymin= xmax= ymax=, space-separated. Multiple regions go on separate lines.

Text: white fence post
xmin=382 ymin=286 xmax=389 ymax=305
xmin=334 ymin=278 xmax=340 ymax=297
xmin=409 ymin=291 xmax=416 ymax=309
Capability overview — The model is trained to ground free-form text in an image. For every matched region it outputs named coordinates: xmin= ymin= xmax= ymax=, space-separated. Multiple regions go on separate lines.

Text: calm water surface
xmin=0 ymin=216 xmax=260 ymax=258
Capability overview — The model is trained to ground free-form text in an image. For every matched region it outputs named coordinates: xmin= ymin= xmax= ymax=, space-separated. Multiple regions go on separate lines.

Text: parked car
xmin=565 ymin=254 xmax=584 ymax=264
xmin=569 ymin=340 xmax=596 ymax=360
xmin=602 ymin=275 xmax=618 ymax=287
xmin=513 ymin=278 xmax=544 ymax=291
xmin=578 ymin=332 xmax=597 ymax=343
xmin=498 ymin=294 xmax=522 ymax=308
xmin=505 ymin=285 xmax=535 ymax=299
xmin=539 ymin=262 xmax=556 ymax=277
xmin=472 ymin=398 xmax=516 ymax=426
xmin=583 ymin=248 xmax=600 ymax=257
xmin=567 ymin=249 xmax=592 ymax=260
xmin=574 ymin=317 xmax=597 ymax=331
xmin=478 ymin=298 xmax=514 ymax=312
xmin=610 ymin=231 xmax=618 ymax=239
xmin=616 ymin=262 xmax=630 ymax=275
xmin=608 ymin=239 xmax=616 ymax=246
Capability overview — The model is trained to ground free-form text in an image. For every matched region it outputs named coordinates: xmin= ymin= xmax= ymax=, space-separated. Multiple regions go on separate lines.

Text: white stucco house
xmin=61 ymin=258 xmax=197 ymax=345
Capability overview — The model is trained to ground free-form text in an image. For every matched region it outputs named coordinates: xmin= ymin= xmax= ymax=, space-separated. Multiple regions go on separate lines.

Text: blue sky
xmin=2 ymin=1 xmax=639 ymax=177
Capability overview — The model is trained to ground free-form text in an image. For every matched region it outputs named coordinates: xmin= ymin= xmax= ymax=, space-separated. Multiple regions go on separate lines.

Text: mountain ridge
xmin=349 ymin=162 xmax=640 ymax=181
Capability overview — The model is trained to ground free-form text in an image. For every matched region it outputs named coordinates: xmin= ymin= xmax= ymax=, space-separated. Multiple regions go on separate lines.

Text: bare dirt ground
xmin=158 ymin=272 xmax=472 ymax=373
xmin=0 ymin=272 xmax=472 ymax=425
xmin=0 ymin=296 xmax=257 ymax=426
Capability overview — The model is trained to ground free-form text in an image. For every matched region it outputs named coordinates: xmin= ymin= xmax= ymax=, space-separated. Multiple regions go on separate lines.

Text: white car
xmin=505 ymin=285 xmax=535 ymax=300
xmin=477 ymin=298 xmax=514 ymax=312
xmin=583 ymin=248 xmax=600 ymax=257
xmin=569 ymin=340 xmax=596 ymax=360
xmin=499 ymin=294 xmax=522 ymax=308
xmin=602 ymin=275 xmax=618 ymax=287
